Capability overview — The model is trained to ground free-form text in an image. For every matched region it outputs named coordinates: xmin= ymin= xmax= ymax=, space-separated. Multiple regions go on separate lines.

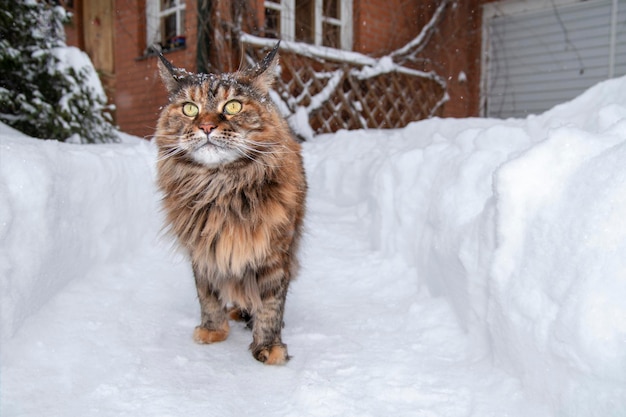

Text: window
xmin=146 ymin=0 xmax=186 ymax=52
xmin=264 ymin=0 xmax=283 ymax=39
xmin=263 ymin=0 xmax=352 ymax=50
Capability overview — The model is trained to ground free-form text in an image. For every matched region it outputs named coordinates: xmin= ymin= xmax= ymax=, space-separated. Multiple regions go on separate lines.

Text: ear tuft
xmin=157 ymin=53 xmax=184 ymax=95
xmin=250 ymin=41 xmax=281 ymax=95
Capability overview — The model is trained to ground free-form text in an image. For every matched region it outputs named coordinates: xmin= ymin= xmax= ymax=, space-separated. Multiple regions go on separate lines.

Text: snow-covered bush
xmin=0 ymin=0 xmax=116 ymax=143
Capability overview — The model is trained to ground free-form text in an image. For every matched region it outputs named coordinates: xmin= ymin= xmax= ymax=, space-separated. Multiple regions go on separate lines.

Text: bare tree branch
xmin=390 ymin=0 xmax=450 ymax=65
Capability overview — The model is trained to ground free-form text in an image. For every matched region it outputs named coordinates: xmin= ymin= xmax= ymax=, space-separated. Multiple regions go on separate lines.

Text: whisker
xmin=238 ymin=140 xmax=296 ymax=156
xmin=156 ymin=145 xmax=185 ymax=162
xmin=236 ymin=141 xmax=284 ymax=156
xmin=240 ymin=138 xmax=288 ymax=148
xmin=233 ymin=146 xmax=282 ymax=169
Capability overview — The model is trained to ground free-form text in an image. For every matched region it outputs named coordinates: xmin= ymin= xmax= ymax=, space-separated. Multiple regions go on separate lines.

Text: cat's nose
xmin=199 ymin=123 xmax=216 ymax=134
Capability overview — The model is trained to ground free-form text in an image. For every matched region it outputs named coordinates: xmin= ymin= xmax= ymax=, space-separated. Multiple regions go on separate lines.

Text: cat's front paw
xmin=253 ymin=343 xmax=289 ymax=365
xmin=193 ymin=322 xmax=229 ymax=344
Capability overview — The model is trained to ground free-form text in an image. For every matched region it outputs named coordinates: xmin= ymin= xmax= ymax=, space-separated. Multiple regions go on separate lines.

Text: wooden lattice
xmin=243 ymin=38 xmax=447 ymax=136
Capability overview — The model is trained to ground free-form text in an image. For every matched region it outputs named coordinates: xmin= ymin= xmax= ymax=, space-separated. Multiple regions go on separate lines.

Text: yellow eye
xmin=223 ymin=100 xmax=242 ymax=115
xmin=182 ymin=102 xmax=199 ymax=117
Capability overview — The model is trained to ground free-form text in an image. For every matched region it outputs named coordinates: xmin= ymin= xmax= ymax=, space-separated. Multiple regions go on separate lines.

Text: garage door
xmin=482 ymin=0 xmax=626 ymax=118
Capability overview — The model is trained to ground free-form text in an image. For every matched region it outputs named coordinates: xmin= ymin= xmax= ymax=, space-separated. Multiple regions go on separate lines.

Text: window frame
xmin=263 ymin=0 xmax=353 ymax=50
xmin=146 ymin=0 xmax=187 ymax=51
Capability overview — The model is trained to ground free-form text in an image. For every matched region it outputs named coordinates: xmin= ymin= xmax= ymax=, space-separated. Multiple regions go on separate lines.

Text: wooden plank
xmin=83 ymin=0 xmax=115 ymax=75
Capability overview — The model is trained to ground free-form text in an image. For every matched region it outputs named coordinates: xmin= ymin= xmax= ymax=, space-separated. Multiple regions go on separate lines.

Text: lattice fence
xmin=242 ymin=35 xmax=448 ymax=137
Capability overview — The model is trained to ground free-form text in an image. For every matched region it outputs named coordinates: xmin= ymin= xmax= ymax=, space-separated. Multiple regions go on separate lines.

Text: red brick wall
xmin=353 ymin=0 xmax=420 ymax=56
xmin=113 ymin=0 xmax=198 ymax=138
xmin=64 ymin=1 xmax=83 ymax=49
xmin=65 ymin=0 xmax=492 ymax=137
xmin=66 ymin=0 xmax=199 ymax=139
xmin=422 ymin=0 xmax=484 ymax=118
xmin=354 ymin=0 xmax=484 ymax=118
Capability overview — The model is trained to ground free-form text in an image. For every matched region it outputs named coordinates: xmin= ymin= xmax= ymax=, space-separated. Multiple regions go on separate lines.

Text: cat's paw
xmin=193 ymin=322 xmax=229 ymax=344
xmin=253 ymin=344 xmax=289 ymax=365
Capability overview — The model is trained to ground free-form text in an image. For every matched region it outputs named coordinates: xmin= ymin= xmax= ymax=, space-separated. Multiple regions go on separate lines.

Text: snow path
xmin=6 ymin=75 xmax=626 ymax=415
xmin=2 ymin=172 xmax=545 ymax=417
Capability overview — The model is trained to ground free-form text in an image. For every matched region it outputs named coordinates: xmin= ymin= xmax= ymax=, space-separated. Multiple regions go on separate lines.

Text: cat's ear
xmin=157 ymin=53 xmax=184 ymax=95
xmin=250 ymin=41 xmax=280 ymax=95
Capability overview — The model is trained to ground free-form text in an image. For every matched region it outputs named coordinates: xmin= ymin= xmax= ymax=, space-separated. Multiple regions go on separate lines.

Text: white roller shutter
xmin=482 ymin=0 xmax=626 ymax=118
xmin=614 ymin=1 xmax=626 ymax=75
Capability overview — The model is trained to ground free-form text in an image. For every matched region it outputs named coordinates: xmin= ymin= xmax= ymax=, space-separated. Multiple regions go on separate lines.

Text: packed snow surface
xmin=3 ymin=77 xmax=626 ymax=416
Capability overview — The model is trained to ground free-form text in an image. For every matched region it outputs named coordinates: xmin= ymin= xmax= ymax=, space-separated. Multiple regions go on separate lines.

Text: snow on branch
xmin=240 ymin=32 xmax=446 ymax=86
xmin=306 ymin=70 xmax=343 ymax=113
xmin=350 ymin=56 xmax=445 ymax=86
xmin=390 ymin=0 xmax=450 ymax=65
xmin=240 ymin=33 xmax=377 ymax=67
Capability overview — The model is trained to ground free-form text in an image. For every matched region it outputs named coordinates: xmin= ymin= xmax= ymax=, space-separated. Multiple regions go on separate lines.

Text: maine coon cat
xmin=154 ymin=43 xmax=306 ymax=365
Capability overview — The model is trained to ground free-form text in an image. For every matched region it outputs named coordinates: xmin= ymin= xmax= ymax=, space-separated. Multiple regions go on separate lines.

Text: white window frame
xmin=146 ymin=0 xmax=187 ymax=50
xmin=264 ymin=0 xmax=353 ymax=50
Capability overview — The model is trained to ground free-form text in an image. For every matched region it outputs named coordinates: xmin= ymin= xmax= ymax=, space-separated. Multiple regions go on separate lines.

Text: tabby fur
xmin=154 ymin=44 xmax=306 ymax=365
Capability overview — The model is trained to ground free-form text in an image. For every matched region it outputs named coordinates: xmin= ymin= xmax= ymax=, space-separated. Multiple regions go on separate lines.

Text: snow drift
xmin=0 ymin=124 xmax=158 ymax=338
xmin=2 ymin=76 xmax=626 ymax=416
xmin=302 ymin=77 xmax=626 ymax=415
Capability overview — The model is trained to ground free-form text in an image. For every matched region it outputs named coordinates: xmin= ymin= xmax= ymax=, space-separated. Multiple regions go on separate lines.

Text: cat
xmin=154 ymin=43 xmax=307 ymax=365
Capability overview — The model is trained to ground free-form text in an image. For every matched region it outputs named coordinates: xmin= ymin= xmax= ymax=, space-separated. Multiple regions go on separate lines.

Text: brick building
xmin=63 ymin=0 xmax=483 ymax=138
xmin=63 ymin=0 xmax=626 ymax=139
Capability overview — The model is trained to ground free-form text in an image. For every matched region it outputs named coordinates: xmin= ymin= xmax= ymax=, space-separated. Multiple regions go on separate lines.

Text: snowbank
xmin=304 ymin=76 xmax=626 ymax=414
xmin=2 ymin=76 xmax=626 ymax=415
xmin=0 ymin=124 xmax=159 ymax=339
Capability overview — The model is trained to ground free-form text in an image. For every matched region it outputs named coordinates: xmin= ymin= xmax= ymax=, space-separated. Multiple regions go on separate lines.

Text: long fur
xmin=154 ymin=46 xmax=306 ymax=364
